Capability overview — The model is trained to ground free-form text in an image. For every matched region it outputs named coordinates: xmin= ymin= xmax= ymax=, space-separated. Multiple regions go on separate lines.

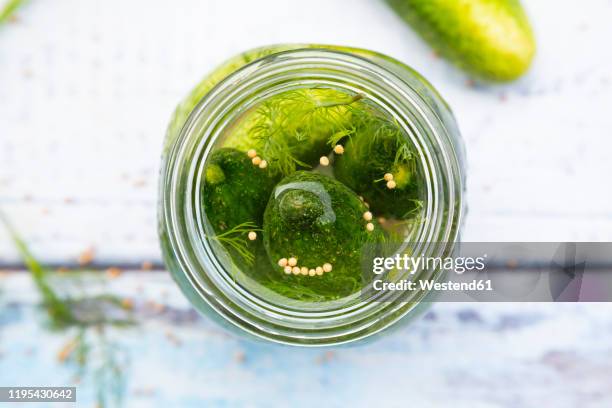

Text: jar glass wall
xmin=159 ymin=44 xmax=465 ymax=346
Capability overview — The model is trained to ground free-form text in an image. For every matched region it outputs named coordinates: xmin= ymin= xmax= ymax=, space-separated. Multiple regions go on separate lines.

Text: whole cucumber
xmin=387 ymin=0 xmax=536 ymax=81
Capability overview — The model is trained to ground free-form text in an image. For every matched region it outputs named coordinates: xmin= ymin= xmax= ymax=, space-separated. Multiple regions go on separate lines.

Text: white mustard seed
xmin=292 ymin=266 xmax=301 ymax=275
xmin=248 ymin=231 xmax=257 ymax=241
xmin=247 ymin=149 xmax=257 ymax=158
xmin=363 ymin=211 xmax=373 ymax=221
xmin=284 ymin=266 xmax=293 ymax=274
xmin=333 ymin=145 xmax=345 ymax=154
xmin=384 ymin=173 xmax=394 ymax=181
xmin=258 ymin=160 xmax=268 ymax=169
xmin=386 ymin=180 xmax=397 ymax=189
xmin=300 ymin=267 xmax=309 ymax=276
xmin=315 ymin=266 xmax=324 ymax=275
xmin=319 ymin=156 xmax=330 ymax=166
xmin=278 ymin=258 xmax=288 ymax=267
xmin=288 ymin=257 xmax=298 ymax=267
xmin=366 ymin=222 xmax=374 ymax=232
xmin=323 ymin=263 xmax=333 ymax=273
xmin=252 ymin=156 xmax=262 ymax=166
xmin=308 ymin=269 xmax=316 ymax=276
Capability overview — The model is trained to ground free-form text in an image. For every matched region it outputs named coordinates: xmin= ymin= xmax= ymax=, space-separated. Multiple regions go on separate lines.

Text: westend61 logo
xmin=372 ymin=253 xmax=487 ymax=275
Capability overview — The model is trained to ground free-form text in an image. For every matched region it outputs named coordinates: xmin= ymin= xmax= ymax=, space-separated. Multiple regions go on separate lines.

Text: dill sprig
xmin=394 ymin=142 xmax=414 ymax=166
xmin=233 ymin=88 xmax=362 ymax=176
xmin=248 ymin=99 xmax=312 ymax=176
xmin=402 ymin=199 xmax=424 ymax=218
xmin=0 ymin=212 xmax=76 ymax=326
xmin=327 ymin=129 xmax=354 ymax=148
xmin=348 ymin=103 xmax=407 ymax=152
xmin=0 ymin=212 xmax=134 ymax=328
xmin=211 ymin=221 xmax=261 ymax=266
xmin=0 ymin=0 xmax=24 ymax=25
xmin=344 ymin=101 xmax=419 ymax=187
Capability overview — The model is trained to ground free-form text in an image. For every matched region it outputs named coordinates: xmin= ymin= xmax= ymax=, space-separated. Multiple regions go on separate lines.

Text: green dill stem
xmin=0 ymin=0 xmax=25 ymax=25
xmin=1 ymin=212 xmax=134 ymax=328
xmin=214 ymin=221 xmax=261 ymax=238
xmin=317 ymin=93 xmax=364 ymax=108
xmin=211 ymin=221 xmax=260 ymax=266
xmin=0 ymin=212 xmax=76 ymax=326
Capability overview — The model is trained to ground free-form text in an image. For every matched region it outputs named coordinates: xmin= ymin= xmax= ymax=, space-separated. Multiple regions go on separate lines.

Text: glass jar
xmin=158 ymin=44 xmax=466 ymax=346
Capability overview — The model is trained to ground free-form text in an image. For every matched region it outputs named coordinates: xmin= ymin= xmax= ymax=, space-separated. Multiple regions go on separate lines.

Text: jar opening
xmin=160 ymin=47 xmax=463 ymax=345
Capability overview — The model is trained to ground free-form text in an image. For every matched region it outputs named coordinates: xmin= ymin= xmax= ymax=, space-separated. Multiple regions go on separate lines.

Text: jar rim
xmin=159 ymin=46 xmax=464 ymax=345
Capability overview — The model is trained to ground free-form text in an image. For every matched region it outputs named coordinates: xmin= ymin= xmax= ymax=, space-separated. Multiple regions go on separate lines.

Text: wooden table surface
xmin=1 ymin=0 xmax=612 ymax=407
xmin=2 ymin=271 xmax=612 ymax=408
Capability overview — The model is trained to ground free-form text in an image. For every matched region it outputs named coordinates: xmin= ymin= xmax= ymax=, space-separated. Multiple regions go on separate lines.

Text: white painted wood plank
xmin=1 ymin=0 xmax=611 ymax=263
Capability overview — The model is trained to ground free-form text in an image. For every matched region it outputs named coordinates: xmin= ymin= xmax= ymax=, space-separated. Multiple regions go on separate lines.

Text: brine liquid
xmin=202 ymin=87 xmax=426 ymax=303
